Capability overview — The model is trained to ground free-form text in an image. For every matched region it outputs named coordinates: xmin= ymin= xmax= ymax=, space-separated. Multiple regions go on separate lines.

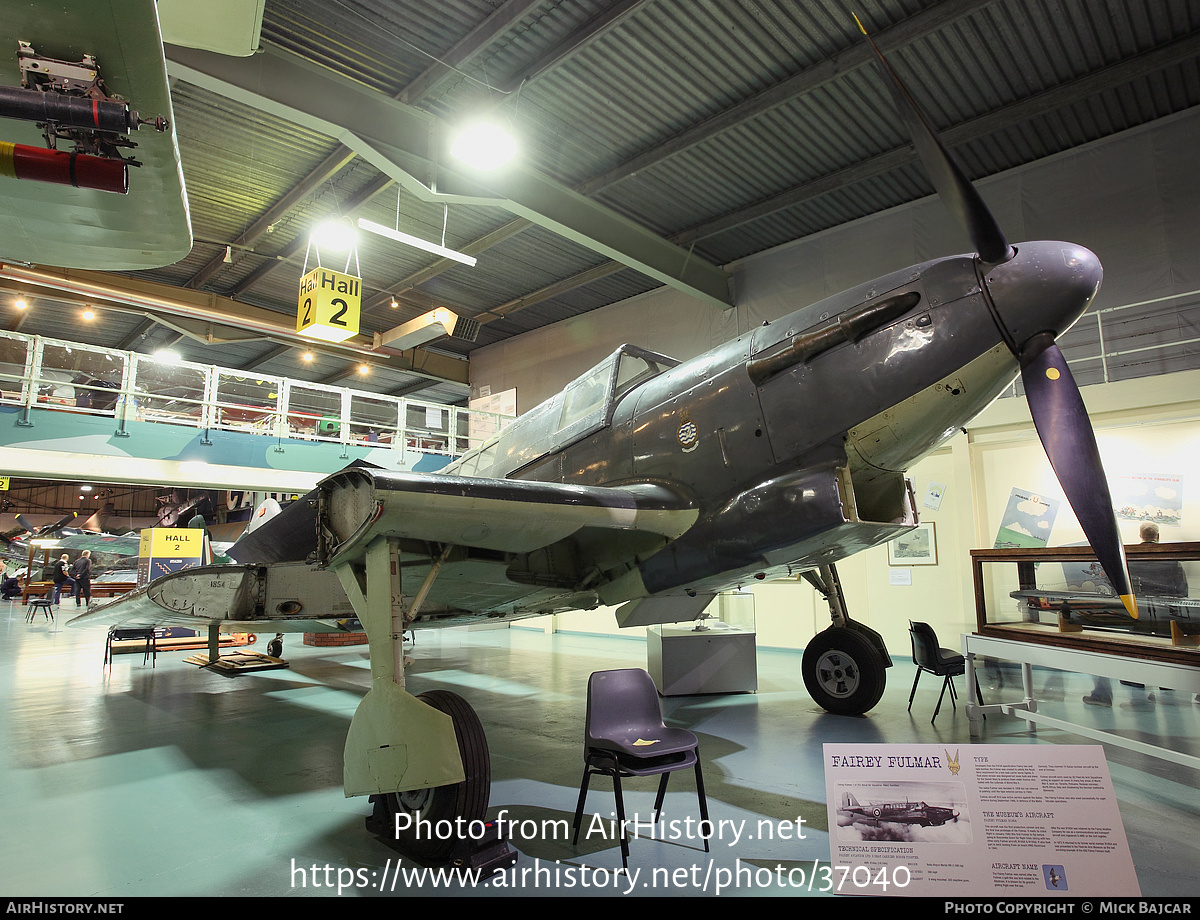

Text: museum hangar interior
xmin=2 ymin=0 xmax=1200 ymax=899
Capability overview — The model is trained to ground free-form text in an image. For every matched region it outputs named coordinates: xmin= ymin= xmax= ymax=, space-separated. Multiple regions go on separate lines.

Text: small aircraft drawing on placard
xmin=837 ymin=792 xmax=959 ymax=828
xmin=72 ymin=25 xmax=1137 ymax=863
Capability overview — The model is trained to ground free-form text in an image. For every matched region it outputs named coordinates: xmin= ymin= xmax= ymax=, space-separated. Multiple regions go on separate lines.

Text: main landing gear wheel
xmin=384 ymin=689 xmax=491 ymax=862
xmin=802 ymin=627 xmax=887 ymax=716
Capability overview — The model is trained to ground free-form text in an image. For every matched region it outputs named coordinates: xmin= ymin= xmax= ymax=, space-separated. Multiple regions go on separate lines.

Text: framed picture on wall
xmin=888 ymin=522 xmax=937 ymax=566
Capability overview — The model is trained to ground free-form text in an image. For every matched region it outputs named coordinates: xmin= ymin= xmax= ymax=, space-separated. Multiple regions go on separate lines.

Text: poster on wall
xmin=1111 ymin=473 xmax=1183 ymax=528
xmin=823 ymin=743 xmax=1140 ymax=897
xmin=888 ymin=522 xmax=937 ymax=565
xmin=994 ymin=488 xmax=1061 ymax=548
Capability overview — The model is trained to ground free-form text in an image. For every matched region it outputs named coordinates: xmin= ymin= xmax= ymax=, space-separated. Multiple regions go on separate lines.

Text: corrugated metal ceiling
xmin=2 ymin=0 xmax=1199 ymax=403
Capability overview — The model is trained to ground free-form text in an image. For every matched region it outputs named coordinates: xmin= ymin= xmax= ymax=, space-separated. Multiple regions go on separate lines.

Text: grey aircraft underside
xmin=70 ymin=28 xmax=1138 ymax=863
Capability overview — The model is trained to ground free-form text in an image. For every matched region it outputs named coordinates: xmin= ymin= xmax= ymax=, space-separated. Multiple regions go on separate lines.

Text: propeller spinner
xmin=857 ymin=19 xmax=1137 ymax=616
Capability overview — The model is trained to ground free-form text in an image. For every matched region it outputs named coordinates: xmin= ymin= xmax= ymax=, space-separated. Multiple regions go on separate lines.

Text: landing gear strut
xmin=333 ymin=538 xmax=500 ymax=862
xmin=800 ymin=564 xmax=891 ymax=715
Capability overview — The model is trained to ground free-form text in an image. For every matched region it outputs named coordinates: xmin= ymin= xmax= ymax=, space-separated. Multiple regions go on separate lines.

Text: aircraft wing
xmin=69 ymin=467 xmax=701 ymax=633
xmin=2 ymin=0 xmax=191 ymax=269
xmin=316 ymin=467 xmax=700 ymax=565
xmin=68 ymin=562 xmax=359 ymax=633
xmin=47 ymin=532 xmax=142 ymax=555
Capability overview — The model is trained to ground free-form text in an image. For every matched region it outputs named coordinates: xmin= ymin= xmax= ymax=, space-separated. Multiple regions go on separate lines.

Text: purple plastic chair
xmin=571 ymin=668 xmax=710 ymax=868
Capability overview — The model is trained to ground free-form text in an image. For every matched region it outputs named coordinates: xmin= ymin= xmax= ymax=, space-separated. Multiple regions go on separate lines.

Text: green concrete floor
xmin=2 ymin=601 xmax=1199 ymax=898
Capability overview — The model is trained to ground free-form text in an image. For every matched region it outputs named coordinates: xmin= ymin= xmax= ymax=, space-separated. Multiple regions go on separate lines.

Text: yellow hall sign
xmin=297 ymin=267 xmax=361 ymax=343
xmin=139 ymin=528 xmax=205 ymax=559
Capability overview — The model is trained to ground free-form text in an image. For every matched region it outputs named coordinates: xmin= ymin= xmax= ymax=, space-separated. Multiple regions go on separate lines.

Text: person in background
xmin=51 ymin=553 xmax=73 ymax=605
xmin=1 ymin=572 xmax=22 ymax=600
xmin=71 ymin=550 xmax=93 ymax=608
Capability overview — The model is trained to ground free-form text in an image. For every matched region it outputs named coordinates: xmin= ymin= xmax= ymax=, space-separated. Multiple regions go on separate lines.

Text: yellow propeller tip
xmin=1121 ymin=594 xmax=1138 ymax=619
xmin=852 ymin=12 xmax=867 ymax=33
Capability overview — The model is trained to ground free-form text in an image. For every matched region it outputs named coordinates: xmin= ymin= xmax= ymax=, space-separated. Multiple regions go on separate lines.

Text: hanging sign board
xmin=297 ymin=267 xmax=361 ymax=342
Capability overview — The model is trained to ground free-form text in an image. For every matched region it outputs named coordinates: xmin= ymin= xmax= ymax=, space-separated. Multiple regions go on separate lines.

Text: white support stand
xmin=963 ymin=633 xmax=1200 ymax=772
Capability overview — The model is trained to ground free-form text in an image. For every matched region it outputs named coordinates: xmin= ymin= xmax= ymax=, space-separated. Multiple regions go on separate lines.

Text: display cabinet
xmin=969 ymin=542 xmax=1200 ymax=667
xmin=647 ymin=591 xmax=757 ymax=696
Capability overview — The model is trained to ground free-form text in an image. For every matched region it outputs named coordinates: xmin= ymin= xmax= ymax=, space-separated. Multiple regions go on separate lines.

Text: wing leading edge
xmin=316 ymin=467 xmax=699 ymax=565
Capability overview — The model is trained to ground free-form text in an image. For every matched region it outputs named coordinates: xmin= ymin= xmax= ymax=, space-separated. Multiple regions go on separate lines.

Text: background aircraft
xmin=837 ymin=791 xmax=958 ymax=828
xmin=72 ymin=28 xmax=1136 ymax=863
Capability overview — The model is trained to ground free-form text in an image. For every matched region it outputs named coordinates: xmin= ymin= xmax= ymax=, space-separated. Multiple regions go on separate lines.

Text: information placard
xmin=823 ymin=743 xmax=1140 ymax=897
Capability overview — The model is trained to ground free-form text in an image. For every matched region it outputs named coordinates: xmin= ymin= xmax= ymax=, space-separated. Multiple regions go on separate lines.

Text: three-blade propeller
xmin=857 ymin=18 xmax=1136 ymax=616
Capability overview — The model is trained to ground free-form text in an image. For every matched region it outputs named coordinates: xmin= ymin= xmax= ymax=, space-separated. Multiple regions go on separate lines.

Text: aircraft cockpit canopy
xmin=447 ymin=344 xmax=679 ymax=479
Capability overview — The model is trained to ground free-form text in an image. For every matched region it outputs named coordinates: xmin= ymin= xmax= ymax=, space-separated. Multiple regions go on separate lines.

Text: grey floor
xmin=3 ymin=601 xmax=1199 ymax=898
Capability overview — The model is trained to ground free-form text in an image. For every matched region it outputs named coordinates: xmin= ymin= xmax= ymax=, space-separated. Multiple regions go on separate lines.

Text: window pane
xmin=214 ymin=372 xmax=280 ymax=432
xmin=130 ymin=356 xmax=206 ymax=424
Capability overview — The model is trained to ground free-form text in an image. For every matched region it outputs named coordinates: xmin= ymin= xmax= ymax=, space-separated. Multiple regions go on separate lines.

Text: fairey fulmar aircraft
xmin=71 ymin=29 xmax=1137 ymax=861
xmin=837 ymin=792 xmax=959 ymax=828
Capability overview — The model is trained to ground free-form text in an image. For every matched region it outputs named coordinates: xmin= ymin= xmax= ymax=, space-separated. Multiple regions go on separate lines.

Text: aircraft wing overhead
xmin=1 ymin=0 xmax=191 ymax=270
xmin=317 ymin=467 xmax=699 ymax=565
xmin=50 ymin=532 xmax=141 ymax=555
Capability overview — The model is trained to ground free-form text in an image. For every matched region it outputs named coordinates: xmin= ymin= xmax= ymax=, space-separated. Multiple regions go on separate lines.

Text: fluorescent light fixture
xmin=374 ymin=306 xmax=461 ymax=351
xmin=450 ymin=122 xmax=517 ymax=170
xmin=357 ymin=218 xmax=477 ymax=267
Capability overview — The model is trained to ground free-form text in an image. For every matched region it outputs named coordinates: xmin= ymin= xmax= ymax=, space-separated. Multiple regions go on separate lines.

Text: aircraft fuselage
xmin=500 ymin=241 xmax=1099 ymax=603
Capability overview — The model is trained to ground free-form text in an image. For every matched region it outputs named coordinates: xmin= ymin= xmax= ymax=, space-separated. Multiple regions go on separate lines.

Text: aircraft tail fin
xmin=245 ymin=498 xmax=283 ymax=534
xmin=840 ymin=791 xmax=860 ymax=808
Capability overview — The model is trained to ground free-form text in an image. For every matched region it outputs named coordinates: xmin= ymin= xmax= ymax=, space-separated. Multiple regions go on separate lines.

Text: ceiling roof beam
xmin=575 ymin=0 xmax=1001 ymax=199
xmin=241 ymin=342 xmax=296 ymax=371
xmin=675 ymin=29 xmax=1200 ymax=246
xmin=447 ymin=28 xmax=1200 ymax=325
xmin=186 ymin=0 xmax=529 ymax=295
xmin=399 ymin=0 xmax=547 ymax=105
xmin=163 ymin=42 xmax=733 ymax=310
xmin=230 ymin=173 xmax=394 ymax=296
xmin=494 ymin=0 xmax=654 ymax=93
xmin=116 ymin=317 xmax=158 ymax=350
xmin=365 ymin=0 xmax=997 ymax=313
xmin=186 ymin=146 xmax=358 ymax=290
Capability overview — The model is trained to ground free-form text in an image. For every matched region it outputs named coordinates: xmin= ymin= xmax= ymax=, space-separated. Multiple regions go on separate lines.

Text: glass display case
xmin=647 ymin=592 xmax=758 ymax=696
xmin=970 ymin=542 xmax=1200 ymax=666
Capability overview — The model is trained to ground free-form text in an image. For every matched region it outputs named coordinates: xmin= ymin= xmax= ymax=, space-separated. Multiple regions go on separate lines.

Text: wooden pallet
xmin=183 ymin=650 xmax=290 ymax=674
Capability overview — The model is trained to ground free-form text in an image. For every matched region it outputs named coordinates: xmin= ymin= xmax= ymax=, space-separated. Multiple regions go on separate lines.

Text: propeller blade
xmin=855 ymin=16 xmax=1014 ymax=265
xmin=1021 ymin=340 xmax=1136 ymax=617
xmin=46 ymin=512 xmax=79 ymax=535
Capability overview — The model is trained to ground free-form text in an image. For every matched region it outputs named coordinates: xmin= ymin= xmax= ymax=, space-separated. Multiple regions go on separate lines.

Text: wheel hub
xmin=395 ymin=787 xmax=432 ymax=812
xmin=815 ymin=650 xmax=860 ymax=698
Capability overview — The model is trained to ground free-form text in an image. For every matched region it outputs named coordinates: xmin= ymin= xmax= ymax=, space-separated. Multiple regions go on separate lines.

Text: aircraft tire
xmin=385 ymin=689 xmax=491 ymax=862
xmin=802 ymin=627 xmax=886 ymax=715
